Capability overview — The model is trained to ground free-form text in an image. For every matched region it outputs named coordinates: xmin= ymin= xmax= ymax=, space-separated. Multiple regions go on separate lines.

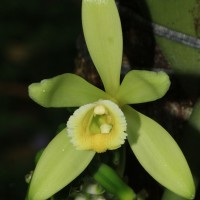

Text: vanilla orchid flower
xmin=27 ymin=0 xmax=195 ymax=200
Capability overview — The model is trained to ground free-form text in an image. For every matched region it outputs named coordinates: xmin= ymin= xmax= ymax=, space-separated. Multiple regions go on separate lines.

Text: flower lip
xmin=67 ymin=100 xmax=127 ymax=153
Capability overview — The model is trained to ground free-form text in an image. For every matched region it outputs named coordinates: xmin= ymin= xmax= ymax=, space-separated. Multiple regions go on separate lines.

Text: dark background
xmin=0 ymin=0 xmax=82 ymax=199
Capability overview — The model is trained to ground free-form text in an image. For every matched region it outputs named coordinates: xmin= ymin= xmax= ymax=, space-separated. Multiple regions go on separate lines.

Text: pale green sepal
xmin=82 ymin=0 xmax=123 ymax=96
xmin=162 ymin=189 xmax=188 ymax=200
xmin=29 ymin=73 xmax=109 ymax=108
xmin=116 ymin=70 xmax=170 ymax=105
xmin=123 ymin=105 xmax=195 ymax=199
xmin=28 ymin=129 xmax=95 ymax=200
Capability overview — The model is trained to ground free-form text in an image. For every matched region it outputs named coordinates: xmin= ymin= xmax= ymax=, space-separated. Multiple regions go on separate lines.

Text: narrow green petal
xmin=28 ymin=129 xmax=95 ymax=200
xmin=29 ymin=73 xmax=110 ymax=108
xmin=116 ymin=70 xmax=170 ymax=105
xmin=123 ymin=105 xmax=195 ymax=199
xmin=82 ymin=0 xmax=122 ymax=96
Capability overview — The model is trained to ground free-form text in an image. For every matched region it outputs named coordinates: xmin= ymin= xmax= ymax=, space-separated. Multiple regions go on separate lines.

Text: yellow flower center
xmin=67 ymin=100 xmax=127 ymax=153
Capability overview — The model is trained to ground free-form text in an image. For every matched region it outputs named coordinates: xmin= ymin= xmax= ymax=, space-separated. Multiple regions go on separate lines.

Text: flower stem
xmin=92 ymin=163 xmax=136 ymax=200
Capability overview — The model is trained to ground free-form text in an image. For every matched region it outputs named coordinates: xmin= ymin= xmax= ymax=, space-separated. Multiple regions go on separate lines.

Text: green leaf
xmin=29 ymin=73 xmax=110 ymax=108
xmin=28 ymin=129 xmax=95 ymax=200
xmin=82 ymin=0 xmax=123 ymax=96
xmin=123 ymin=105 xmax=195 ymax=199
xmin=143 ymin=0 xmax=200 ymax=74
xmin=116 ymin=70 xmax=170 ymax=105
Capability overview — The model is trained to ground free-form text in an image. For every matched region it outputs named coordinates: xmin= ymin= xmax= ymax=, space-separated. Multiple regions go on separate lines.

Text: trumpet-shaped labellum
xmin=67 ymin=100 xmax=127 ymax=152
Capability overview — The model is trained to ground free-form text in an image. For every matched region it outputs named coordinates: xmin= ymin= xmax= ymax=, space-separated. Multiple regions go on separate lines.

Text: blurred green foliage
xmin=144 ymin=0 xmax=200 ymax=75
